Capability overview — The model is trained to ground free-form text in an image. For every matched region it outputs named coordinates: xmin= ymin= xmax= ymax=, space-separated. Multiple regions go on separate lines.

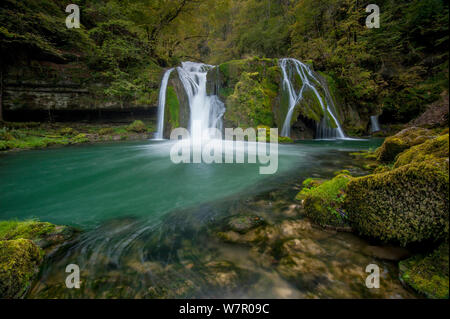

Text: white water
xmin=279 ymin=58 xmax=345 ymax=139
xmin=370 ymin=115 xmax=381 ymax=133
xmin=177 ymin=62 xmax=225 ymax=141
xmin=154 ymin=68 xmax=174 ymax=139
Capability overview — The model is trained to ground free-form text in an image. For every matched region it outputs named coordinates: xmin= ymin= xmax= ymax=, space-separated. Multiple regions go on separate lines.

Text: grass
xmin=0 ymin=220 xmax=56 ymax=241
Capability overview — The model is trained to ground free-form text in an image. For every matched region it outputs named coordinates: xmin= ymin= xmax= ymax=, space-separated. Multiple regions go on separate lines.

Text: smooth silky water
xmin=0 ymin=138 xmax=418 ymax=298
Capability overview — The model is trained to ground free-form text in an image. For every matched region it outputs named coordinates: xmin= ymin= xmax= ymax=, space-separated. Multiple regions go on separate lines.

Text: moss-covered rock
xmin=399 ymin=243 xmax=449 ymax=299
xmin=0 ymin=220 xmax=78 ymax=298
xmin=0 ymin=239 xmax=43 ymax=298
xmin=297 ymin=174 xmax=351 ymax=228
xmin=208 ymin=57 xmax=279 ymax=129
xmin=345 ymin=158 xmax=449 ymax=246
xmin=225 ymin=72 xmax=275 ymax=127
xmin=394 ymin=134 xmax=449 ymax=168
xmin=375 ymin=127 xmax=434 ymax=162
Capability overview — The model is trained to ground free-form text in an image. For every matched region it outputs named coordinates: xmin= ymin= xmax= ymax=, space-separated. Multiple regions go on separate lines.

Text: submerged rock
xmin=227 ymin=214 xmax=266 ymax=234
xmin=375 ymin=127 xmax=434 ymax=162
xmin=399 ymin=243 xmax=449 ymax=299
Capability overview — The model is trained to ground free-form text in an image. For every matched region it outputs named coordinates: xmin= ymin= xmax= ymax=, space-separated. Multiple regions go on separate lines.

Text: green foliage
xmin=399 ymin=242 xmax=449 ymax=299
xmin=297 ymin=174 xmax=352 ymax=227
xmin=345 ymin=158 xmax=449 ymax=246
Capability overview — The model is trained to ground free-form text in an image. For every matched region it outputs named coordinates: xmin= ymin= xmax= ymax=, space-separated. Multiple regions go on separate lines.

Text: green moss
xmin=71 ymin=133 xmax=89 ymax=144
xmin=166 ymin=87 xmax=180 ymax=128
xmin=126 ymin=120 xmax=147 ymax=133
xmin=394 ymin=134 xmax=449 ymax=168
xmin=98 ymin=127 xmax=114 ymax=135
xmin=297 ymin=174 xmax=352 ymax=227
xmin=0 ymin=239 xmax=43 ymax=298
xmin=0 ymin=220 xmax=56 ymax=241
xmin=225 ymin=72 xmax=274 ymax=127
xmin=58 ymin=127 xmax=76 ymax=136
xmin=399 ymin=242 xmax=449 ymax=299
xmin=376 ymin=127 xmax=435 ymax=163
xmin=345 ymin=158 xmax=449 ymax=246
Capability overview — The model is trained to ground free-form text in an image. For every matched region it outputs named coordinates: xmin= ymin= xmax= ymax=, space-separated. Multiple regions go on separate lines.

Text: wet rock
xmin=227 ymin=214 xmax=266 ymax=234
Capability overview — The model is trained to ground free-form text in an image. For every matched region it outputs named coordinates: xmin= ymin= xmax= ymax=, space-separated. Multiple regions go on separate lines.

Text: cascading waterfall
xmin=279 ymin=58 xmax=345 ymax=139
xmin=370 ymin=115 xmax=381 ymax=133
xmin=154 ymin=68 xmax=174 ymax=139
xmin=177 ymin=62 xmax=225 ymax=141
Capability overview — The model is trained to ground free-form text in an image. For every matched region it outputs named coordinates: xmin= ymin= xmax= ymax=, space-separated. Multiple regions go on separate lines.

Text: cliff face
xmin=2 ymin=59 xmax=161 ymax=122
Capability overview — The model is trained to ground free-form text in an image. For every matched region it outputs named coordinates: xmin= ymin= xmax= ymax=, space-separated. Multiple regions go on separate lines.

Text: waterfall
xmin=177 ymin=62 xmax=225 ymax=141
xmin=279 ymin=58 xmax=345 ymax=139
xmin=370 ymin=115 xmax=381 ymax=133
xmin=154 ymin=68 xmax=174 ymax=139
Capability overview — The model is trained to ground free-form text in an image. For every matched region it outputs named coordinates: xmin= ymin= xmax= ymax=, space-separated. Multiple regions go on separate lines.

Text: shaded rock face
xmin=410 ymin=92 xmax=449 ymax=128
xmin=2 ymin=60 xmax=160 ymax=121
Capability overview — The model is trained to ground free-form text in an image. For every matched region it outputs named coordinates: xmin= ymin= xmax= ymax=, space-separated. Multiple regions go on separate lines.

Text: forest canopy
xmin=0 ymin=0 xmax=448 ymax=123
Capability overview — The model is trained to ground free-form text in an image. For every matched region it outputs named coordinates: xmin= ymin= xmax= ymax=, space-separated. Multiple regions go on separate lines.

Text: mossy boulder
xmin=0 ymin=239 xmax=43 ymax=298
xmin=345 ymin=158 xmax=449 ymax=246
xmin=394 ymin=134 xmax=449 ymax=168
xmin=399 ymin=243 xmax=449 ymax=299
xmin=375 ymin=127 xmax=434 ymax=162
xmin=297 ymin=174 xmax=351 ymax=228
xmin=0 ymin=220 xmax=78 ymax=298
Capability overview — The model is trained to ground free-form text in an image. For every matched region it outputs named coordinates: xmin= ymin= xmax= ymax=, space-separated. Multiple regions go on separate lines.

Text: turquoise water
xmin=0 ymin=139 xmax=382 ymax=228
xmin=1 ymin=138 xmax=417 ymax=299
